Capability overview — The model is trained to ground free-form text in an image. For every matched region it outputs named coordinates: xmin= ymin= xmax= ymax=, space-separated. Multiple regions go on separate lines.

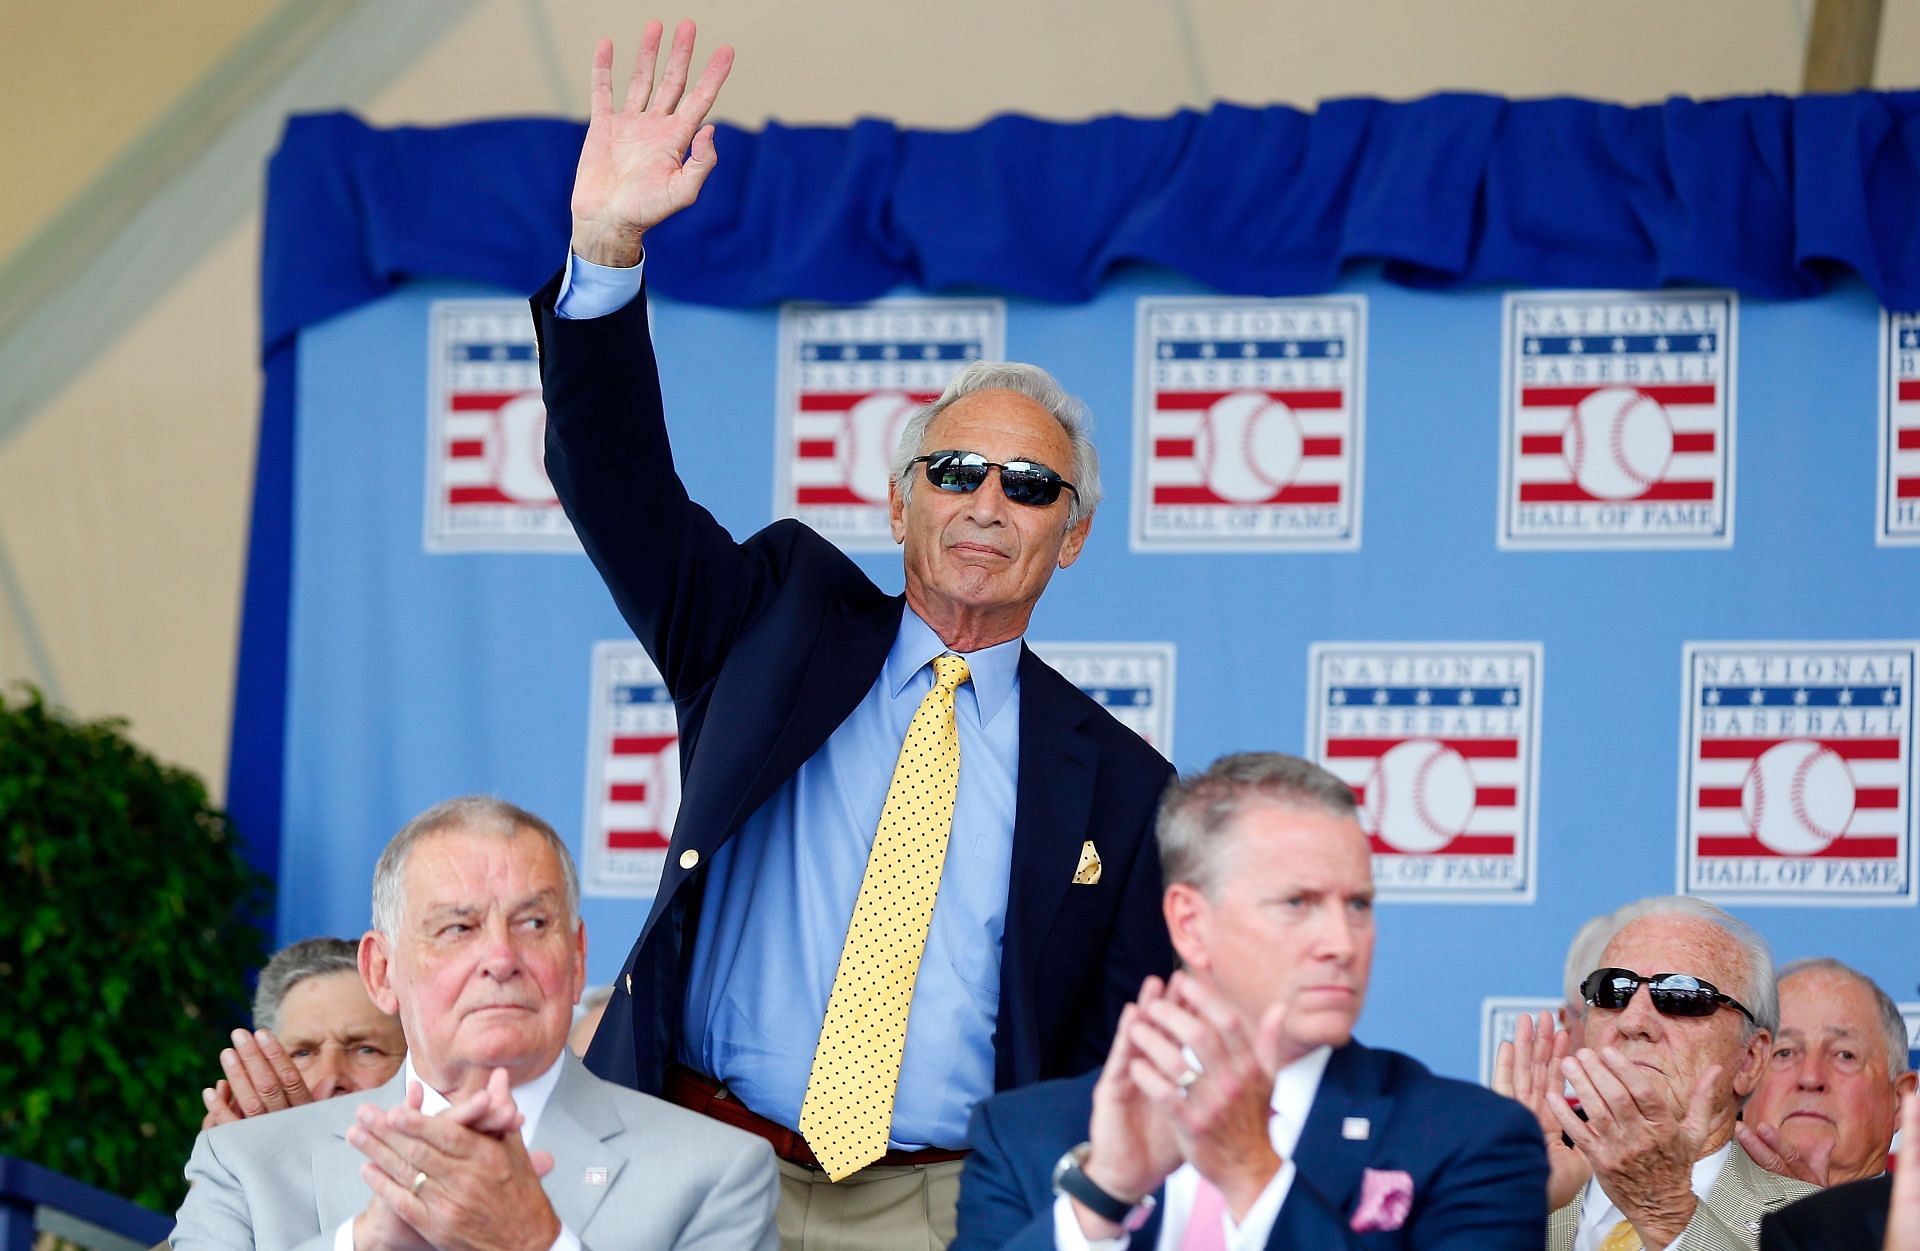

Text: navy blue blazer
xmin=1759 ymin=1171 xmax=1890 ymax=1251
xmin=530 ymin=272 xmax=1177 ymax=1105
xmin=954 ymin=1042 xmax=1549 ymax=1250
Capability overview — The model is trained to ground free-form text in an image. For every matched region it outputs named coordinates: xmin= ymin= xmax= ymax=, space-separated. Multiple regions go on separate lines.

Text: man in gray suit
xmin=1497 ymin=896 xmax=1817 ymax=1251
xmin=171 ymin=796 xmax=777 ymax=1251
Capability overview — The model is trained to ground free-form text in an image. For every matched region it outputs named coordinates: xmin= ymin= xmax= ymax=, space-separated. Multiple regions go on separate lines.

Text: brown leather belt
xmin=661 ymin=1065 xmax=970 ymax=1171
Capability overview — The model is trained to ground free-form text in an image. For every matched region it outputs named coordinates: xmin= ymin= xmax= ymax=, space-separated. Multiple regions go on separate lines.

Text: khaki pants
xmin=774 ymin=1157 xmax=963 ymax=1251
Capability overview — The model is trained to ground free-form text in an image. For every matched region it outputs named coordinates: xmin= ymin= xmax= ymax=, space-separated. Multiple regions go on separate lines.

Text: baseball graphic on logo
xmin=1563 ymin=386 xmax=1674 ymax=501
xmin=840 ymin=391 xmax=920 ymax=504
xmin=1197 ymin=390 xmax=1304 ymax=503
xmin=1363 ymin=738 xmax=1477 ymax=854
xmin=1742 ymin=739 xmax=1856 ymax=855
xmin=494 ymin=393 xmax=560 ymax=503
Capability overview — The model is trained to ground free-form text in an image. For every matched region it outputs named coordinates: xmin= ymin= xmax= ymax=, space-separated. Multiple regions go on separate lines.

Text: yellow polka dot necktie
xmin=1598 ymin=1219 xmax=1643 ymax=1251
xmin=798 ymin=653 xmax=971 ymax=1180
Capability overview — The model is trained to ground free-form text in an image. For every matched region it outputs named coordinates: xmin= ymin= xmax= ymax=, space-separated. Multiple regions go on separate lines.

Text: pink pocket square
xmin=1349 ymin=1168 xmax=1414 ymax=1233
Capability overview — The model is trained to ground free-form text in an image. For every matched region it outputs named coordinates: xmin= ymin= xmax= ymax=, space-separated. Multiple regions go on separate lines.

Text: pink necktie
xmin=1179 ymin=1175 xmax=1228 ymax=1251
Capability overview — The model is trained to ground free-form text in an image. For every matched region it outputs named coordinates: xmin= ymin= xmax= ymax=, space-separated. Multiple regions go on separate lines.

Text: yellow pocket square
xmin=1072 ymin=840 xmax=1102 ymax=885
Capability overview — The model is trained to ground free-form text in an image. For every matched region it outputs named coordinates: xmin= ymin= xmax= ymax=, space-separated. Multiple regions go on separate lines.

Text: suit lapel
xmin=1288 ymin=1043 xmax=1387 ymax=1224
xmin=314 ymin=1072 xmax=409 ymax=1231
xmin=532 ymin=1056 xmax=628 ymax=1235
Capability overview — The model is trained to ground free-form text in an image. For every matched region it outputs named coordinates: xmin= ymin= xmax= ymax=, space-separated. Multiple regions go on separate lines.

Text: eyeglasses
xmin=910 ymin=450 xmax=1079 ymax=508
xmin=1581 ymin=967 xmax=1757 ymax=1025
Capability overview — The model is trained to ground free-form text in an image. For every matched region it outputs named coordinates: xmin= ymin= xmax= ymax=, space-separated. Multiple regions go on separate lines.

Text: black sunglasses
xmin=910 ymin=450 xmax=1079 ymax=508
xmin=1581 ymin=967 xmax=1757 ymax=1025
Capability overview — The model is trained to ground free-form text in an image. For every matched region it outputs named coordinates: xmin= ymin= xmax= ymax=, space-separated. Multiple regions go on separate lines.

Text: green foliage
xmin=0 ymin=687 xmax=268 ymax=1212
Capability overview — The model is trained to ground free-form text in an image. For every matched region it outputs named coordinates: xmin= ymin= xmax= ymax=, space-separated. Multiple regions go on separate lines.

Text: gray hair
xmin=370 ymin=796 xmax=580 ymax=937
xmin=1156 ymin=752 xmax=1358 ymax=897
xmin=1599 ymin=896 xmax=1777 ymax=1040
xmin=1563 ymin=911 xmax=1621 ymax=1008
xmin=1777 ymin=957 xmax=1911 ymax=1081
xmin=253 ymin=937 xmax=359 ymax=1033
xmin=887 ymin=361 xmax=1102 ymax=527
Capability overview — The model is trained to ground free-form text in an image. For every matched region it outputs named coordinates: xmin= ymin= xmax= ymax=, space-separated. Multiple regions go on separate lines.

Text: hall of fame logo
xmin=1308 ymin=644 xmax=1543 ymax=903
xmin=580 ymin=642 xmax=681 ymax=898
xmin=1030 ymin=643 xmax=1175 ymax=755
xmin=774 ymin=300 xmax=1004 ymax=551
xmin=1478 ymin=996 xmax=1559 ymax=1087
xmin=1879 ymin=312 xmax=1920 ymax=545
xmin=1678 ymin=642 xmax=1918 ymax=906
xmin=1500 ymin=291 xmax=1735 ymax=549
xmin=424 ymin=300 xmax=576 ymax=553
xmin=1132 ymin=297 xmax=1365 ymax=552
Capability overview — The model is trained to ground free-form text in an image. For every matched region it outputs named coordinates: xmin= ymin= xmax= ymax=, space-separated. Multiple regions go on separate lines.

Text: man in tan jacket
xmin=1497 ymin=896 xmax=1818 ymax=1251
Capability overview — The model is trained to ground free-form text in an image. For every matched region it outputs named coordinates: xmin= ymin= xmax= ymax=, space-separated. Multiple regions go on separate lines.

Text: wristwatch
xmin=1050 ymin=1142 xmax=1156 ymax=1233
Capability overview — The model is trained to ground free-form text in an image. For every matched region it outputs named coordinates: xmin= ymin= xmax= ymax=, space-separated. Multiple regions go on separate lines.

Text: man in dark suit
xmin=953 ymin=753 xmax=1548 ymax=1250
xmin=533 ymin=21 xmax=1174 ymax=1247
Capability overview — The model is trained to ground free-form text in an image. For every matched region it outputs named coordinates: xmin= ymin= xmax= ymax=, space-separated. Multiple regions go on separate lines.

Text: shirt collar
xmin=400 ymin=1051 xmax=567 ymax=1145
xmin=1272 ymin=1045 xmax=1333 ymax=1119
xmin=885 ymin=606 xmax=1022 ymax=725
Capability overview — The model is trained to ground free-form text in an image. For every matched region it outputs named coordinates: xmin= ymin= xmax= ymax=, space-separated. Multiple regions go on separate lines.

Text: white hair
xmin=887 ymin=360 xmax=1101 ymax=527
xmin=369 ymin=796 xmax=579 ymax=937
xmin=1562 ymin=911 xmax=1621 ymax=1007
xmin=1600 ymin=896 xmax=1777 ymax=1040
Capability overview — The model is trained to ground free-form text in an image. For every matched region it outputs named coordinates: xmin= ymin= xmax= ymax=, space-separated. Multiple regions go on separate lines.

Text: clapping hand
xmin=1492 ymin=1011 xmax=1590 ymax=1210
xmin=201 ymin=1028 xmax=316 ymax=1129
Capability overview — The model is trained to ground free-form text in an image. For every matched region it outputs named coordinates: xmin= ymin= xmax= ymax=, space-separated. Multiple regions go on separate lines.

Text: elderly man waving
xmin=171 ymin=796 xmax=776 ymax=1251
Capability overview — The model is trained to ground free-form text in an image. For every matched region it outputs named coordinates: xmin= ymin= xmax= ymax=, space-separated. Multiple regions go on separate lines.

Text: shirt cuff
xmin=1051 ymin=1192 xmax=1130 ymax=1251
xmin=555 ymin=250 xmax=646 ymax=320
xmin=550 ymin=1222 xmax=582 ymax=1251
xmin=334 ymin=1217 xmax=354 ymax=1251
xmin=1223 ymin=1160 xmax=1296 ymax=1251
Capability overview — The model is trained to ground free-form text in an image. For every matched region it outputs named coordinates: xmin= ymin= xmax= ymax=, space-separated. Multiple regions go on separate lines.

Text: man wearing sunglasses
xmin=1498 ymin=896 xmax=1818 ymax=1251
xmin=529 ymin=21 xmax=1176 ymax=1247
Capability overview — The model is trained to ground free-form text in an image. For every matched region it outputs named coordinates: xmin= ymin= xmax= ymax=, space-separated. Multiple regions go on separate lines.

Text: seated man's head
xmin=359 ymin=796 xmax=586 ymax=1098
xmin=1744 ymin=958 xmax=1915 ymax=1183
xmin=1558 ymin=911 xmax=1618 ymax=1054
xmin=1155 ymin=752 xmax=1371 ymax=1067
xmin=1582 ymin=897 xmax=1776 ymax=1147
xmin=254 ymin=937 xmax=405 ymax=1098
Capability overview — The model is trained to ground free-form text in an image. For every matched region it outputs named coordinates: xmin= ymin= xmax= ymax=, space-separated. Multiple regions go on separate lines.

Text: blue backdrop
xmin=244 ymin=95 xmax=1920 ymax=1084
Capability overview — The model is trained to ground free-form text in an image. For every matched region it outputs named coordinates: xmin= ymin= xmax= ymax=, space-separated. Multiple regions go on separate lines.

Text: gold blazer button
xmin=678 ymin=848 xmax=700 ymax=870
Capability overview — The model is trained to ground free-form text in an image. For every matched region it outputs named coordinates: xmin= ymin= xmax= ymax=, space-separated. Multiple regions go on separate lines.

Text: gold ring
xmin=410 ymin=1170 xmax=429 ymax=1196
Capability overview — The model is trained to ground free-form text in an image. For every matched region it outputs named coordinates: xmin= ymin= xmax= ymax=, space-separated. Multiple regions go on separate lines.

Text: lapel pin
xmin=1072 ymin=840 xmax=1102 ymax=886
xmin=1341 ymin=1117 xmax=1371 ymax=1141
xmin=583 ymin=1166 xmax=608 ymax=1187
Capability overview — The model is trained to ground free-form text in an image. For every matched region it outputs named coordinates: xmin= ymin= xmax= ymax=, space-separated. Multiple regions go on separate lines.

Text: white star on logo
xmin=1330 ymin=690 xmax=1347 ymax=705
xmin=1698 ymin=335 xmax=1712 ymax=351
xmin=1458 ymin=689 xmax=1475 ymax=705
xmin=1283 ymin=341 xmax=1300 ymax=358
xmin=1886 ymin=688 xmax=1900 ymax=705
xmin=1654 ymin=336 xmax=1669 ymax=351
xmin=1242 ymin=342 xmax=1259 ymax=358
xmin=1133 ymin=690 xmax=1149 ymax=706
xmin=1326 ymin=342 xmax=1342 ymax=358
xmin=840 ymin=345 xmax=859 ymax=361
xmin=1612 ymin=337 xmax=1627 ymax=353
xmin=1704 ymin=688 xmax=1720 ymax=705
xmin=1793 ymin=688 xmax=1808 ymax=705
xmin=1159 ymin=343 xmax=1174 ymax=359
xmin=1525 ymin=339 xmax=1541 ymax=354
xmin=1904 ymin=330 xmax=1918 ymax=349
xmin=882 ymin=344 xmax=900 ymax=360
xmin=1372 ymin=689 xmax=1389 ymax=706
xmin=1569 ymin=338 xmax=1585 ymax=355
xmin=1749 ymin=688 xmax=1766 ymax=705
xmin=801 ymin=345 xmax=818 ymax=360
xmin=1502 ymin=689 xmax=1517 ymax=706
xmin=1838 ymin=688 xmax=1853 ymax=706
xmin=1414 ymin=689 xmax=1432 ymax=706
xmin=922 ymin=344 xmax=940 ymax=360
xmin=1199 ymin=343 xmax=1217 ymax=359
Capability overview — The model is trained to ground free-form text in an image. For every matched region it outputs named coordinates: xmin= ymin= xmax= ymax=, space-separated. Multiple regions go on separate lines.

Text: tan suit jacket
xmin=1546 ymin=1142 xmax=1819 ymax=1251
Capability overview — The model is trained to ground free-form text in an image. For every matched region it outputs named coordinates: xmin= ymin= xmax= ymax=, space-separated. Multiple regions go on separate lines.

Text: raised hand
xmin=569 ymin=20 xmax=734 ymax=267
xmin=1552 ymin=1047 xmax=1721 ymax=1248
xmin=1076 ymin=977 xmax=1181 ymax=1239
xmin=1492 ymin=1011 xmax=1590 ymax=1210
xmin=1128 ymin=972 xmax=1286 ymax=1223
xmin=1734 ymin=1118 xmax=1835 ymax=1187
xmin=201 ymin=1028 xmax=316 ymax=1129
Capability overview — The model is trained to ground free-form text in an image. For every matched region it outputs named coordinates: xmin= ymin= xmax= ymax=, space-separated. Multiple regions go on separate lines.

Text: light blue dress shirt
xmin=559 ymin=254 xmax=1021 ymax=1149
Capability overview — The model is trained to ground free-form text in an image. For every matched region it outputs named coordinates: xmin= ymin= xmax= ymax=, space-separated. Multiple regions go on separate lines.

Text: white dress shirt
xmin=1052 ymin=1046 xmax=1333 ymax=1251
xmin=1572 ymin=1140 xmax=1734 ymax=1251
xmin=332 ymin=1054 xmax=577 ymax=1251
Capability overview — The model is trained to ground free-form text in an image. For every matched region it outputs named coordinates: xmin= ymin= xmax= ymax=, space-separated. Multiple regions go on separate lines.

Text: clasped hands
xmin=1076 ymin=973 xmax=1289 ymax=1240
xmin=1494 ymin=1012 xmax=1718 ymax=1248
xmin=344 ymin=1068 xmax=561 ymax=1251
